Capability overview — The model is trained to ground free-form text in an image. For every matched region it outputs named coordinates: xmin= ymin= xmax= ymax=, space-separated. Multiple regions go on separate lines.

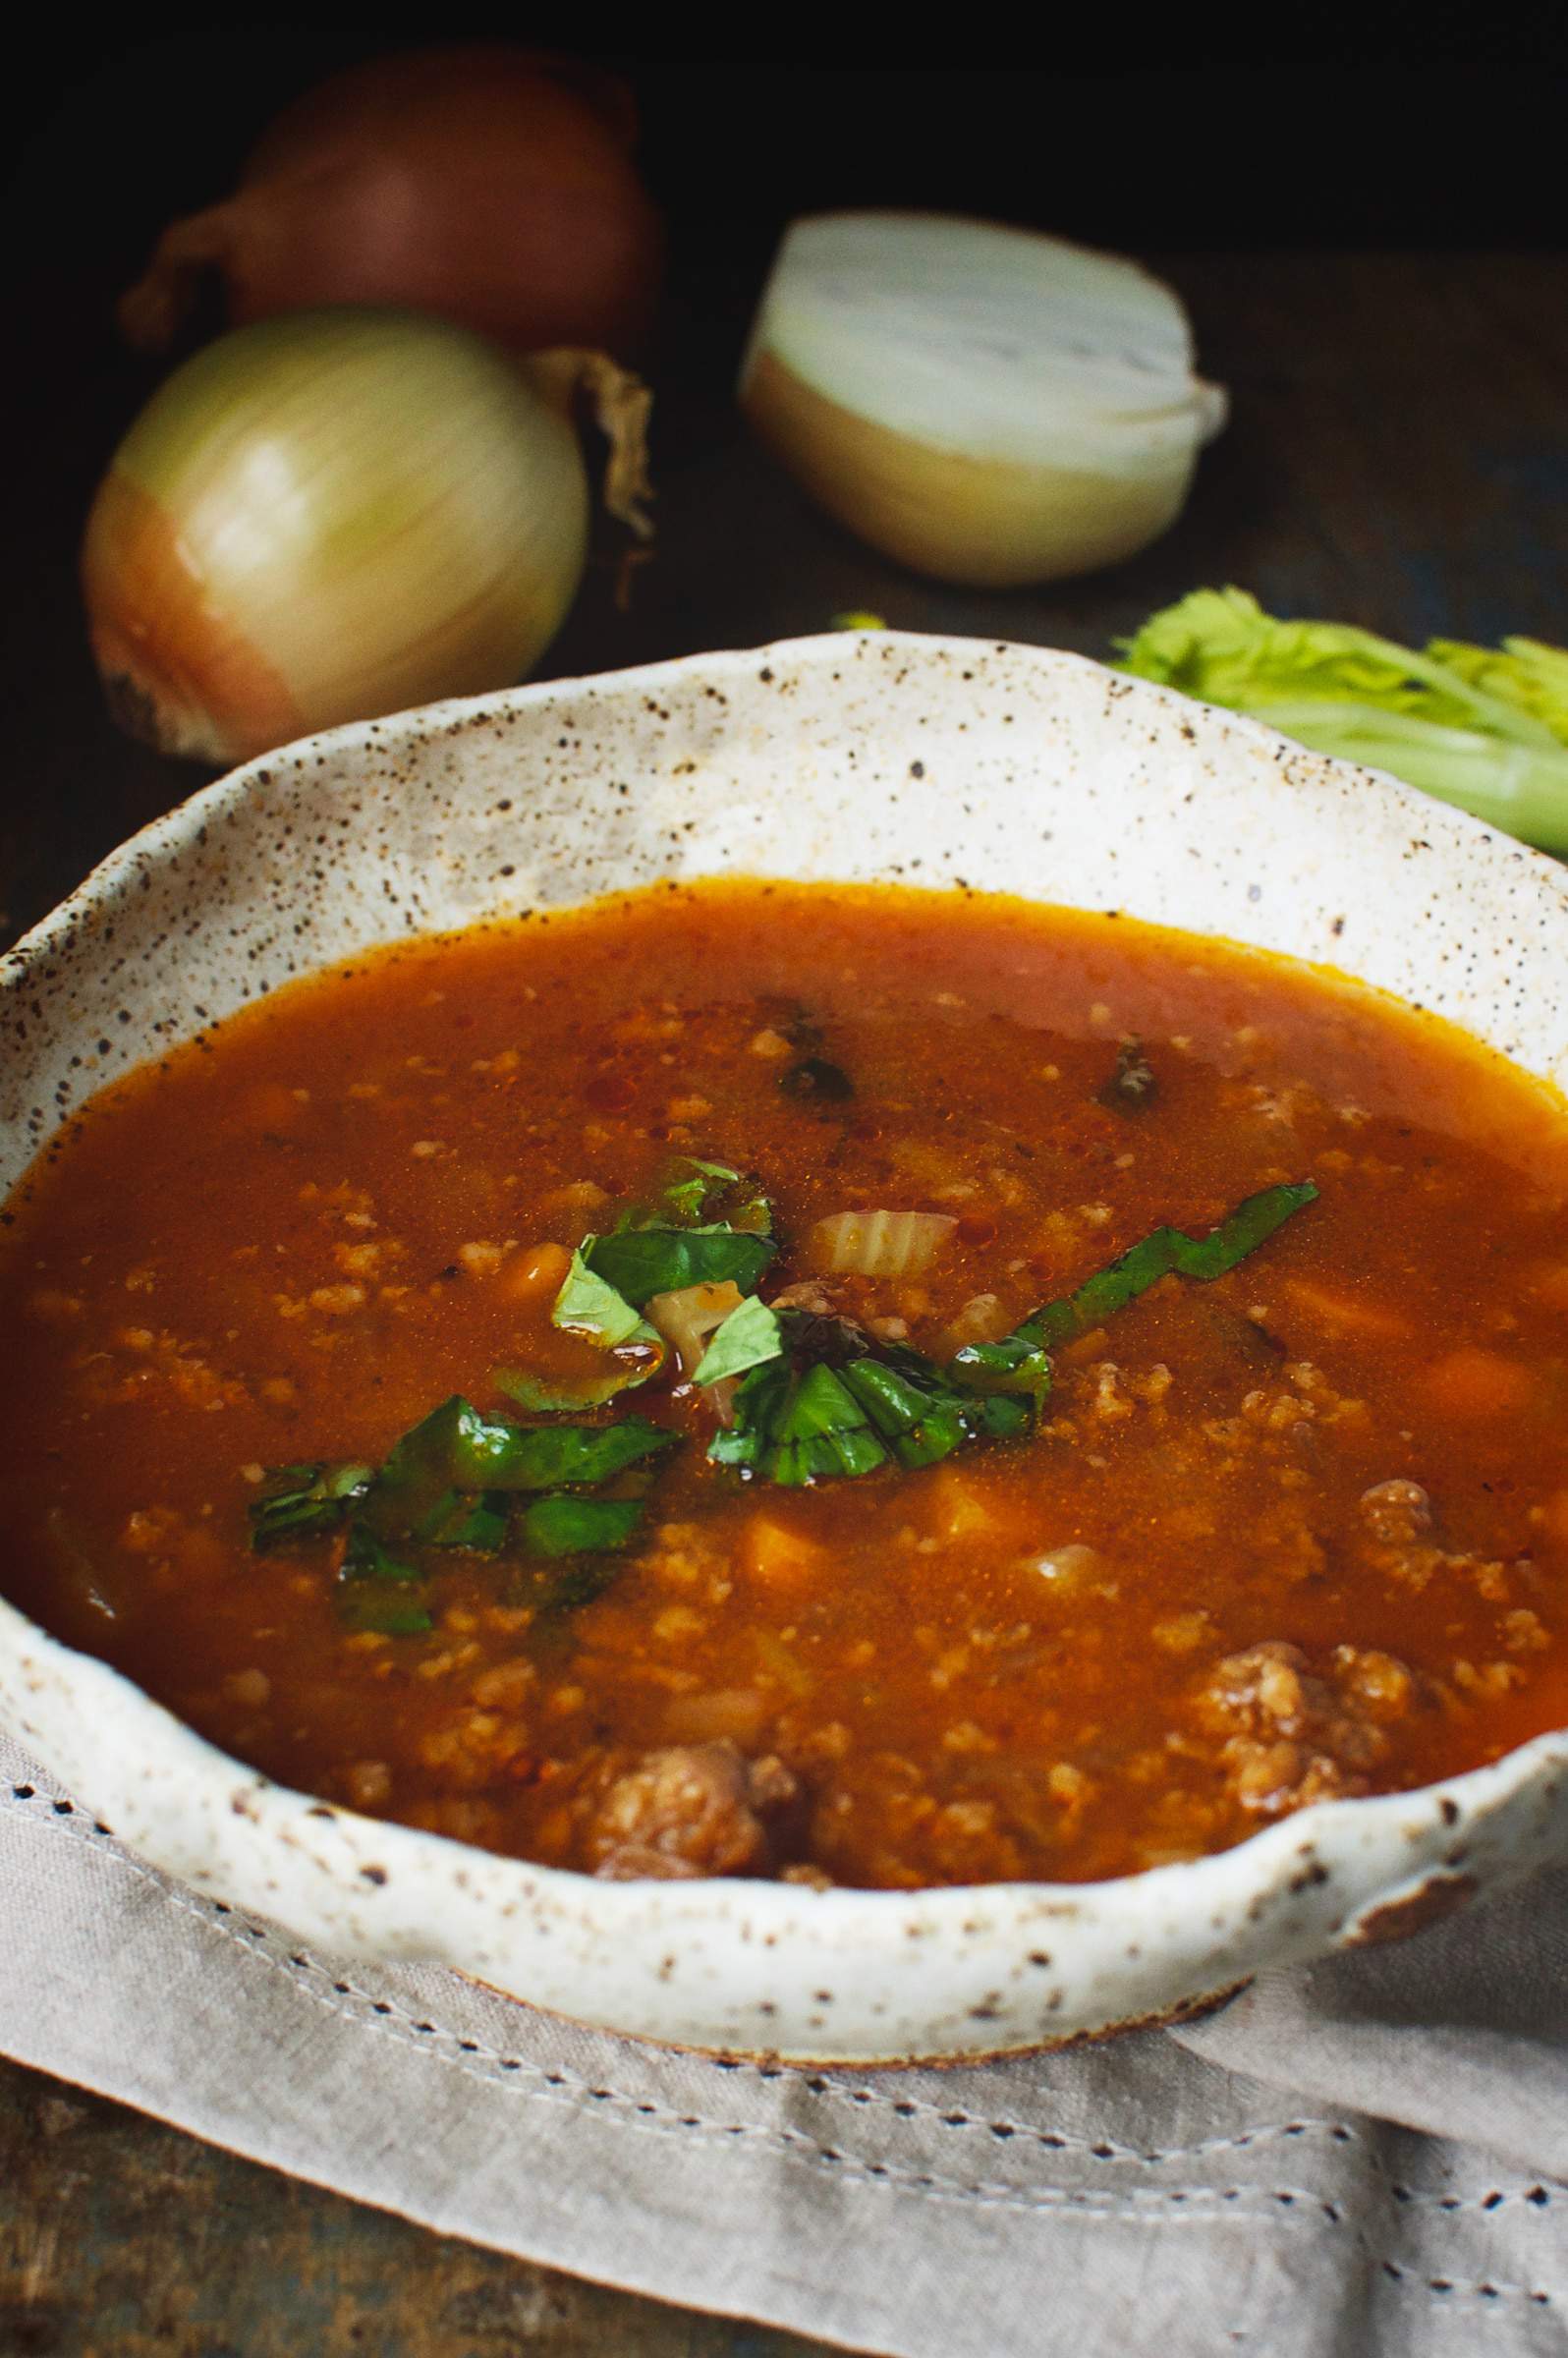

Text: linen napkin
xmin=4 ymin=1720 xmax=1566 ymax=2358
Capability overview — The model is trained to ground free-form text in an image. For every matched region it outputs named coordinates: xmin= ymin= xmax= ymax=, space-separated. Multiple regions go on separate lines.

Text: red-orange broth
xmin=5 ymin=879 xmax=1568 ymax=1889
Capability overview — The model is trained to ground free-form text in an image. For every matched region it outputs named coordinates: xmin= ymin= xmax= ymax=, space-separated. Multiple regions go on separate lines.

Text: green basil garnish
xmin=953 ymin=1181 xmax=1317 ymax=1393
xmin=583 ymin=1225 xmax=776 ymax=1309
xmin=520 ymin=1494 xmax=646 ymax=1557
xmin=249 ymin=1460 xmax=373 ymax=1552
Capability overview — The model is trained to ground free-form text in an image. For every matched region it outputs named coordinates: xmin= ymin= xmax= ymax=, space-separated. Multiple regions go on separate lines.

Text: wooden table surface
xmin=3 ymin=249 xmax=1567 ymax=2355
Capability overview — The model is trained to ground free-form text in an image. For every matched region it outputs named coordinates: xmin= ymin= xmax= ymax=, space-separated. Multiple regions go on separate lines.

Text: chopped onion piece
xmin=645 ymin=1280 xmax=746 ymax=1376
xmin=1032 ymin=1544 xmax=1100 ymax=1589
xmin=740 ymin=211 xmax=1225 ymax=588
xmin=939 ymin=1293 xmax=1009 ymax=1353
xmin=807 ymin=1209 xmax=957 ymax=1279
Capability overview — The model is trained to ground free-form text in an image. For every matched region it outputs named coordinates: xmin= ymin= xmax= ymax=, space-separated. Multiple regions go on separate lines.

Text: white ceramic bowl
xmin=5 ymin=631 xmax=1568 ymax=2065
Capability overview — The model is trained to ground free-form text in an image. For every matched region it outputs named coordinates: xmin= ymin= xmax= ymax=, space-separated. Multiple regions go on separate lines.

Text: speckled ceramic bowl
xmin=4 ymin=631 xmax=1568 ymax=2065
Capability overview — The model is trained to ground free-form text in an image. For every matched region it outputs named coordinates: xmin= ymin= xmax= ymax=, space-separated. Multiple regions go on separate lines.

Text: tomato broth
xmin=5 ymin=879 xmax=1568 ymax=1889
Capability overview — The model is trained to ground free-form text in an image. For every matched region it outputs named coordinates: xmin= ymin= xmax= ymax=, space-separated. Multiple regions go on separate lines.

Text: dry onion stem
xmin=525 ymin=348 xmax=653 ymax=538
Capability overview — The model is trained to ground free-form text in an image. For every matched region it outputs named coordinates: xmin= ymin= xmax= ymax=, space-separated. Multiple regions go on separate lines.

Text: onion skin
xmin=84 ymin=473 xmax=305 ymax=758
xmin=743 ymin=347 xmax=1204 ymax=590
xmin=120 ymin=47 xmax=663 ymax=359
xmin=83 ymin=309 xmax=595 ymax=765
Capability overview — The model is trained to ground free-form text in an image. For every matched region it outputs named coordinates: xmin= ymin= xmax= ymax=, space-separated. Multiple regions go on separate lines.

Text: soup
xmin=5 ymin=879 xmax=1568 ymax=1889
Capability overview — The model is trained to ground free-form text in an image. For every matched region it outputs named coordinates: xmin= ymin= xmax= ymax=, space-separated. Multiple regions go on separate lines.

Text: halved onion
xmin=740 ymin=212 xmax=1226 ymax=588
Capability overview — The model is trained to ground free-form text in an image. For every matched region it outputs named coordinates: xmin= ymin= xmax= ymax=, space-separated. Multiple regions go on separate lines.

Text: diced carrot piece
xmin=1538 ymin=1489 xmax=1568 ymax=1553
xmin=664 ymin=1687 xmax=768 ymax=1745
xmin=1527 ymin=1262 xmax=1568 ymax=1314
xmin=496 ymin=1241 xmax=573 ymax=1305
xmin=739 ymin=1514 xmax=826 ymax=1593
xmin=1054 ymin=1324 xmax=1111 ymax=1367
xmin=924 ymin=1465 xmax=1005 ymax=1542
xmin=1425 ymin=1345 xmax=1535 ymax=1419
xmin=1282 ymin=1275 xmax=1413 ymax=1341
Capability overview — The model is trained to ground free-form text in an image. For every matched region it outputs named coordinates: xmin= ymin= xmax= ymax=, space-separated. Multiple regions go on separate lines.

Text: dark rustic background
xmin=4 ymin=34 xmax=1567 ymax=2357
xmin=8 ymin=37 xmax=1567 ymax=948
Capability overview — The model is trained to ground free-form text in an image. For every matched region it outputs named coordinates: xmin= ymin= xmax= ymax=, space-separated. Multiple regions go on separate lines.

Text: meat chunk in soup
xmin=589 ymin=1743 xmax=799 ymax=1880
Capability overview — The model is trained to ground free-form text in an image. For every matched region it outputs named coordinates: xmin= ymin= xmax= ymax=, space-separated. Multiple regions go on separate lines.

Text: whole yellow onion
xmin=83 ymin=309 xmax=650 ymax=764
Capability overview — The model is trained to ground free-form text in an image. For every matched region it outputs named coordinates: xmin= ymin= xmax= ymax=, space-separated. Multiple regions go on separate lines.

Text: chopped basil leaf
xmin=494 ymin=1361 xmax=660 ymax=1413
xmin=400 ymin=1397 xmax=521 ymax=1485
xmin=781 ymin=1364 xmax=889 ymax=1483
xmin=249 ymin=1460 xmax=373 ymax=1552
xmin=952 ymin=1181 xmax=1318 ymax=1392
xmin=708 ymin=1319 xmax=1026 ymax=1488
xmin=840 ymin=1359 xmax=971 ymax=1469
xmin=498 ymin=1255 xmax=668 ymax=1405
xmin=711 ymin=1357 xmax=888 ymax=1487
xmin=338 ymin=1515 xmax=437 ymax=1631
xmin=1167 ymin=1180 xmax=1318 ymax=1281
xmin=532 ymin=1248 xmax=668 ymax=1404
xmin=1096 ymin=1039 xmax=1159 ymax=1115
xmin=965 ymin=1392 xmax=1035 ymax=1442
xmin=660 ymin=1161 xmax=737 ymax=1223
xmin=585 ymin=1224 xmax=776 ymax=1309
xmin=838 ymin=1347 xmax=1028 ymax=1470
xmin=521 ymin=1195 xmax=771 ymax=1406
xmin=261 ymin=1461 xmax=323 ymax=1491
xmin=551 ymin=1248 xmax=659 ymax=1349
xmin=545 ymin=1164 xmax=775 ymax=1378
xmin=271 ymin=1387 xmax=677 ymax=1632
xmin=779 ymin=1055 xmax=854 ymax=1102
xmin=942 ymin=1327 xmax=1055 ymax=1408
xmin=520 ymin=1494 xmax=646 ymax=1557
xmin=706 ymin=1361 xmax=788 ymax=1476
xmin=496 ymin=1416 xmax=677 ymax=1490
xmin=709 ymin=1336 xmax=897 ymax=1487
xmin=1039 ymin=1176 xmax=1317 ymax=1334
xmin=342 ymin=1521 xmax=424 ymax=1585
xmin=533 ymin=1556 xmax=628 ymax=1610
xmin=338 ymin=1589 xmax=435 ymax=1637
xmin=658 ymin=1156 xmax=772 ymax=1231
xmin=366 ymin=1396 xmax=675 ymax=1509
xmin=692 ymin=1294 xmax=785 ymax=1385
xmin=418 ymin=1488 xmax=511 ymax=1551
xmin=619 ymin=1156 xmax=772 ymax=1236
xmin=725 ymin=1189 xmax=774 ymax=1236
xmin=359 ymin=1396 xmax=523 ymax=1538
